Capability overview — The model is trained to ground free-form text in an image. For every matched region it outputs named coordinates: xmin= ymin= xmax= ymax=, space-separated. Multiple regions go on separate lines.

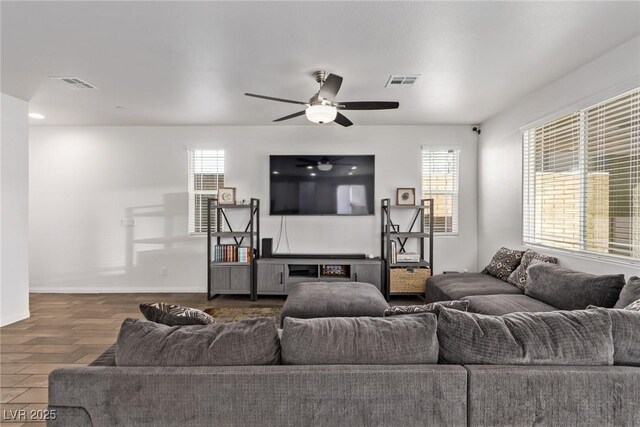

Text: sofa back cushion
xmin=281 ymin=314 xmax=438 ymax=365
xmin=437 ymin=307 xmax=614 ymax=365
xmin=614 ymin=276 xmax=640 ymax=309
xmin=525 ymin=263 xmax=625 ymax=310
xmin=587 ymin=307 xmax=640 ymax=366
xmin=116 ymin=317 xmax=280 ymax=366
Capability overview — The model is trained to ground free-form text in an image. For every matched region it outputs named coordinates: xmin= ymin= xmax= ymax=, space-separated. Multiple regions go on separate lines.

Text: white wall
xmin=478 ymin=36 xmax=640 ymax=277
xmin=29 ymin=125 xmax=478 ymax=292
xmin=1 ymin=93 xmax=30 ymax=325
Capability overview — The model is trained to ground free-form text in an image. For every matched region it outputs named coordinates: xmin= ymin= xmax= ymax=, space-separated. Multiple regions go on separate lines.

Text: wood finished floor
xmin=0 ymin=292 xmax=419 ymax=425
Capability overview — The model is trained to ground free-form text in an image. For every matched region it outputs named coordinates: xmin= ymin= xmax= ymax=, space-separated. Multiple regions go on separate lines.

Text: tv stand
xmin=255 ymin=256 xmax=382 ymax=297
xmin=269 ymin=253 xmax=367 ymax=260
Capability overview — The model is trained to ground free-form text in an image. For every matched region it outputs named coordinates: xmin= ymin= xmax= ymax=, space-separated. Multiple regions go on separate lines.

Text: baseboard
xmin=1 ymin=309 xmax=31 ymax=326
xmin=29 ymin=286 xmax=205 ymax=294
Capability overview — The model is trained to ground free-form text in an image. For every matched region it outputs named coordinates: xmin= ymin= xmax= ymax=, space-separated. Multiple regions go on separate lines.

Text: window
xmin=523 ymin=88 xmax=640 ymax=261
xmin=422 ymin=147 xmax=460 ymax=234
xmin=188 ymin=149 xmax=224 ymax=234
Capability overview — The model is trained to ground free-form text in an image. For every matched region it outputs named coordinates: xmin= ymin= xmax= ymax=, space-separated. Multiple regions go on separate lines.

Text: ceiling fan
xmin=295 ymin=156 xmax=355 ymax=171
xmin=244 ymin=70 xmax=399 ymax=127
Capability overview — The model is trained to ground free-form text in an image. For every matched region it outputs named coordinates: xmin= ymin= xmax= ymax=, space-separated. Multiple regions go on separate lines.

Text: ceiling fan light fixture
xmin=305 ymin=104 xmax=337 ymax=124
xmin=317 ymin=163 xmax=333 ymax=171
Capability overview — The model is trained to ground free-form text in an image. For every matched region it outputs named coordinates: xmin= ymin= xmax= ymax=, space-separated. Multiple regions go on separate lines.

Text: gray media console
xmin=255 ymin=257 xmax=382 ymax=296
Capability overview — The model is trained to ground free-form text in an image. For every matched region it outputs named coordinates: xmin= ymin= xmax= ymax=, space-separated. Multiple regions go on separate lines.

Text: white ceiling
xmin=2 ymin=1 xmax=639 ymax=126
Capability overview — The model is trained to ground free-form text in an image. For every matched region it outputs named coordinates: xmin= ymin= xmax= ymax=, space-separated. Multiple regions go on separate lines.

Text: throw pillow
xmin=506 ymin=249 xmax=558 ymax=290
xmin=625 ymin=298 xmax=640 ymax=312
xmin=139 ymin=302 xmax=214 ymax=326
xmin=383 ymin=300 xmax=469 ymax=316
xmin=614 ymin=276 xmax=640 ymax=309
xmin=116 ymin=317 xmax=280 ymax=366
xmin=436 ymin=307 xmax=614 ymax=366
xmin=525 ymin=263 xmax=625 ymax=310
xmin=281 ymin=314 xmax=438 ymax=365
xmin=482 ymin=247 xmax=524 ymax=281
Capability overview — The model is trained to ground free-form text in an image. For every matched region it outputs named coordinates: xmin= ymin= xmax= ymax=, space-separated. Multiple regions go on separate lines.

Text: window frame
xmin=521 ymin=86 xmax=640 ymax=265
xmin=421 ymin=146 xmax=461 ymax=236
xmin=187 ymin=149 xmax=225 ymax=235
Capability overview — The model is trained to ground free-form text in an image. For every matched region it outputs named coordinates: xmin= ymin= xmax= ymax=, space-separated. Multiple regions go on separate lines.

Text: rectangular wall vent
xmin=50 ymin=77 xmax=98 ymax=89
xmin=385 ymin=74 xmax=420 ymax=88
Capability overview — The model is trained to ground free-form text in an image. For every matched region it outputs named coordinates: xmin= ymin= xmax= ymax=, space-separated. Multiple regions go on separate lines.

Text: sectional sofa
xmin=48 ymin=255 xmax=640 ymax=426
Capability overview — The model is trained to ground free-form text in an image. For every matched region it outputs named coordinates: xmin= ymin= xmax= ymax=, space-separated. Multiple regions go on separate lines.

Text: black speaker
xmin=262 ymin=238 xmax=273 ymax=258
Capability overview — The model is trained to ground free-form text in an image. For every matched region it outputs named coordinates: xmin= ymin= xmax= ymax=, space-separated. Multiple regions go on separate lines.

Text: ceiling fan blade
xmin=334 ymin=112 xmax=353 ymax=127
xmin=245 ymin=93 xmax=307 ymax=105
xmin=318 ymin=74 xmax=343 ymax=102
xmin=273 ymin=111 xmax=306 ymax=122
xmin=339 ymin=101 xmax=399 ymax=110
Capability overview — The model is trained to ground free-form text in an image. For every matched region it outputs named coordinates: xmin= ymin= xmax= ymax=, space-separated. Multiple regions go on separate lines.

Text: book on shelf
xmin=390 ymin=240 xmax=397 ymax=264
xmin=211 ymin=244 xmax=252 ymax=263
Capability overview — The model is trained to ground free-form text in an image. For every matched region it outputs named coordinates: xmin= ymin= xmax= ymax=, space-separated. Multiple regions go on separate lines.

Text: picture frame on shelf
xmin=217 ymin=187 xmax=236 ymax=205
xmin=396 ymin=188 xmax=416 ymax=205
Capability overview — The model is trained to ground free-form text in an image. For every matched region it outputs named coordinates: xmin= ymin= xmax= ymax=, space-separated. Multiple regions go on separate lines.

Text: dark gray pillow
xmin=281 ymin=314 xmax=438 ymax=365
xmin=587 ymin=306 xmax=640 ymax=366
xmin=614 ymin=276 xmax=640 ymax=309
xmin=506 ymin=249 xmax=558 ymax=290
xmin=436 ymin=307 xmax=613 ymax=365
xmin=525 ymin=263 xmax=625 ymax=310
xmin=116 ymin=318 xmax=280 ymax=366
xmin=383 ymin=300 xmax=469 ymax=316
xmin=482 ymin=247 xmax=524 ymax=281
xmin=139 ymin=302 xmax=214 ymax=326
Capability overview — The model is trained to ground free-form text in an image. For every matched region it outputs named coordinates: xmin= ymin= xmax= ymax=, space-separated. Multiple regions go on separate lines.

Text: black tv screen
xmin=270 ymin=155 xmax=375 ymax=215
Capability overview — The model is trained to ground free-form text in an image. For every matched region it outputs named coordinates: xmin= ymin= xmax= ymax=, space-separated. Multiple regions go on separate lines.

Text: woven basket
xmin=389 ymin=267 xmax=431 ymax=293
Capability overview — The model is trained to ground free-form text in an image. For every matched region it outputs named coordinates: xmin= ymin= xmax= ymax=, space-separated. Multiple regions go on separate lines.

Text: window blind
xmin=523 ymin=87 xmax=640 ymax=261
xmin=188 ymin=149 xmax=224 ymax=234
xmin=422 ymin=148 xmax=460 ymax=234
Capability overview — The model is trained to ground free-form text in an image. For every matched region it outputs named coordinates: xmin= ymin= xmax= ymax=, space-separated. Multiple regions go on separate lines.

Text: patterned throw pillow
xmin=139 ymin=302 xmax=215 ymax=326
xmin=625 ymin=299 xmax=640 ymax=312
xmin=482 ymin=247 xmax=524 ymax=282
xmin=507 ymin=249 xmax=558 ymax=290
xmin=384 ymin=300 xmax=470 ymax=317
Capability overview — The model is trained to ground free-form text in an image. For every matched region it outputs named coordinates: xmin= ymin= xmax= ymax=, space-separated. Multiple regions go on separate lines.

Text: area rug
xmin=204 ymin=307 xmax=281 ymax=323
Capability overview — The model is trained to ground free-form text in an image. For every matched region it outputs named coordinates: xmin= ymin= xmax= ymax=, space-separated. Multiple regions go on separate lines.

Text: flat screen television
xmin=270 ymin=155 xmax=375 ymax=215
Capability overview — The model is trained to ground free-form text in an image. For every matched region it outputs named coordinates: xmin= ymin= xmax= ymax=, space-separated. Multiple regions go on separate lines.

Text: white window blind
xmin=188 ymin=149 xmax=224 ymax=234
xmin=523 ymin=87 xmax=640 ymax=261
xmin=422 ymin=148 xmax=460 ymax=234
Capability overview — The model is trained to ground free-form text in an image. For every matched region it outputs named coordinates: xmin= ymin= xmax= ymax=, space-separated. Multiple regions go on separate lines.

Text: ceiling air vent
xmin=50 ymin=77 xmax=98 ymax=89
xmin=385 ymin=74 xmax=420 ymax=88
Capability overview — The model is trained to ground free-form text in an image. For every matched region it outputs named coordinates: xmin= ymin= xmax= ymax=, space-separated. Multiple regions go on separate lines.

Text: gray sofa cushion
xmin=506 ymin=249 xmax=558 ymax=290
xmin=463 ymin=294 xmax=558 ymax=315
xmin=281 ymin=314 xmax=438 ymax=365
xmin=525 ymin=263 xmax=626 ymax=310
xmin=587 ymin=307 xmax=640 ymax=366
xmin=280 ymin=282 xmax=389 ymax=326
xmin=383 ymin=300 xmax=469 ymax=316
xmin=437 ymin=307 xmax=614 ymax=365
xmin=139 ymin=302 xmax=214 ymax=326
xmin=614 ymin=276 xmax=640 ymax=308
xmin=481 ymin=247 xmax=524 ymax=281
xmin=116 ymin=317 xmax=280 ymax=366
xmin=425 ymin=273 xmax=522 ymax=303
